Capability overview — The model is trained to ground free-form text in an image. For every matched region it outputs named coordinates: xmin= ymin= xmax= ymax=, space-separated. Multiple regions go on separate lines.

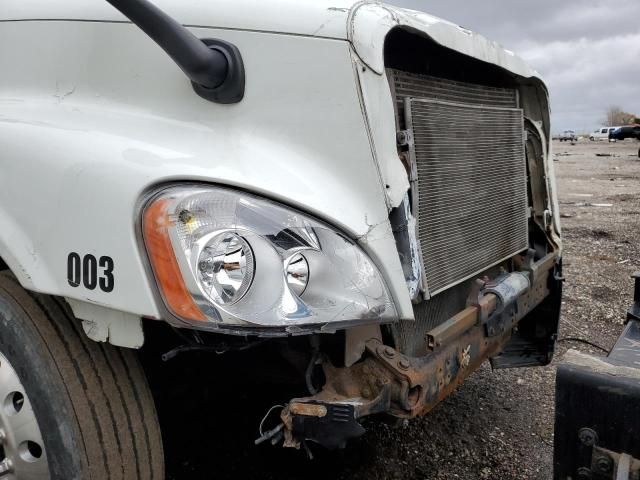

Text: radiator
xmin=390 ymin=70 xmax=529 ymax=297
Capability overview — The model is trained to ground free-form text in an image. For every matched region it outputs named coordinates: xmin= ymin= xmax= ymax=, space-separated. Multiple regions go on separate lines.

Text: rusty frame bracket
xmin=281 ymin=259 xmax=557 ymax=450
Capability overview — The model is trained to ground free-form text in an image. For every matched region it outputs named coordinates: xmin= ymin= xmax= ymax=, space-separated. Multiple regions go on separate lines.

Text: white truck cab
xmin=0 ymin=1 xmax=562 ymax=477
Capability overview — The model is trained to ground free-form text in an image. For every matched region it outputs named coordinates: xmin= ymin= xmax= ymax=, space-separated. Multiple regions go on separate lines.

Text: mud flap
xmin=554 ymin=274 xmax=640 ymax=479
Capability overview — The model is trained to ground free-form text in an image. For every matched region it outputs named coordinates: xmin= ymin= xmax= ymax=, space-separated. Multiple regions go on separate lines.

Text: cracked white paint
xmin=68 ymin=298 xmax=145 ymax=348
xmin=348 ymin=3 xmax=540 ymax=79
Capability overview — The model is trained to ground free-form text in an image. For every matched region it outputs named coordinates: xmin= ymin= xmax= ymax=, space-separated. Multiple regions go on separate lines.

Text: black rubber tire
xmin=0 ymin=271 xmax=164 ymax=479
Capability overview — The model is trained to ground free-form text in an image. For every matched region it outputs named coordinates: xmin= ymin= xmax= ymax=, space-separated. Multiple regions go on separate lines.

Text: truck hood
xmin=5 ymin=0 xmax=540 ymax=81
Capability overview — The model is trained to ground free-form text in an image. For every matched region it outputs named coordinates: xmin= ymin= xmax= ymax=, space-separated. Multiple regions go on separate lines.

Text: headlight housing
xmin=142 ymin=185 xmax=397 ymax=332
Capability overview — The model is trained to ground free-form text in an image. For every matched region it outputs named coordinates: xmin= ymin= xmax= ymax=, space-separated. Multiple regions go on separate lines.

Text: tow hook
xmin=279 ymin=401 xmax=365 ymax=450
xmin=254 ymin=401 xmax=365 ymax=451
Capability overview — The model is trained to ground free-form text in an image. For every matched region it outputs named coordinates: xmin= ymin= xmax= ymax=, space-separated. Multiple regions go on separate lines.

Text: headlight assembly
xmin=142 ymin=185 xmax=397 ymax=332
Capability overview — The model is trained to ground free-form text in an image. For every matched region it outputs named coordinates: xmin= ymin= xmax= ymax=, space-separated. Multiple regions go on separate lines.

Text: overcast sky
xmin=387 ymin=0 xmax=640 ymax=132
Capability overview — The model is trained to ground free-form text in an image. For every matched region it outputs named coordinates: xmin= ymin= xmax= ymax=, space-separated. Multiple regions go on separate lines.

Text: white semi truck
xmin=0 ymin=1 xmax=562 ymax=478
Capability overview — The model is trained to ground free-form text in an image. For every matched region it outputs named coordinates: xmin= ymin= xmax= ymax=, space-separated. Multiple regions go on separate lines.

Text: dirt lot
xmin=166 ymin=140 xmax=640 ymax=480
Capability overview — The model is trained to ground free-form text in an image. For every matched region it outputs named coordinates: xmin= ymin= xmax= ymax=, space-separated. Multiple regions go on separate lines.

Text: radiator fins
xmin=388 ymin=70 xmax=529 ymax=354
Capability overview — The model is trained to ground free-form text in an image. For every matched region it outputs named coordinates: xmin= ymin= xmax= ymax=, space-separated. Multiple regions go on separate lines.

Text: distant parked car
xmin=590 ymin=127 xmax=617 ymax=141
xmin=609 ymin=125 xmax=640 ymax=141
xmin=556 ymin=130 xmax=577 ymax=142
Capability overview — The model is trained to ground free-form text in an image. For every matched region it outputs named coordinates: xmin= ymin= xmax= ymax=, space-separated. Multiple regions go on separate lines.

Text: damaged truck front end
xmin=0 ymin=0 xmax=562 ymax=469
xmin=281 ymin=255 xmax=561 ymax=449
xmin=275 ymin=7 xmax=562 ymax=450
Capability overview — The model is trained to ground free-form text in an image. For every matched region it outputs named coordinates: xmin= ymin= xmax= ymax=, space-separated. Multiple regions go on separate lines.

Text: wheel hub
xmin=0 ymin=351 xmax=49 ymax=479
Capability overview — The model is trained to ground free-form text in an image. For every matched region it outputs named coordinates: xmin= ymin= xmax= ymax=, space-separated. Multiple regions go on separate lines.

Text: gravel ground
xmin=166 ymin=139 xmax=640 ymax=480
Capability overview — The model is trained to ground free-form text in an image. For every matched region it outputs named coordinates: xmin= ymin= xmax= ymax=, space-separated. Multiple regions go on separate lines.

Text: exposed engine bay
xmin=269 ymin=30 xmax=562 ymax=450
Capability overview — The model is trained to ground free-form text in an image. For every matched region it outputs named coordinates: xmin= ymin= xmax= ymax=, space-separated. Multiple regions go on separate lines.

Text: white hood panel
xmin=5 ymin=1 xmax=540 ymax=82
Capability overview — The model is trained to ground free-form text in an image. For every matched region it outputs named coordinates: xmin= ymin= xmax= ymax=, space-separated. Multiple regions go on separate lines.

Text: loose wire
xmin=558 ymin=337 xmax=609 ymax=354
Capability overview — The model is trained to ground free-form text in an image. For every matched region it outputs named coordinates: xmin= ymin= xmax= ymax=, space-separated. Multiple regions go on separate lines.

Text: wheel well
xmin=0 ymin=257 xmax=8 ymax=271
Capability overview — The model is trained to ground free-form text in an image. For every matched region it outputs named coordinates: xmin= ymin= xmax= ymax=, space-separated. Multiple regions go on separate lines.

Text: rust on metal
xmin=426 ymin=293 xmax=498 ymax=351
xmin=280 ymin=262 xmax=557 ymax=447
xmin=289 ymin=402 xmax=328 ymax=417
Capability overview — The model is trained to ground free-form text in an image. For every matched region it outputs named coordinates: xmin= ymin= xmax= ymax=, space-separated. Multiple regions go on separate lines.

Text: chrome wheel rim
xmin=0 ymin=351 xmax=49 ymax=479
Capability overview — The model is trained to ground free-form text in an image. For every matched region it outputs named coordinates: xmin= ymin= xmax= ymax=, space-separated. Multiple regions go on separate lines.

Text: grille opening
xmin=384 ymin=27 xmax=518 ymax=91
xmin=389 ymin=66 xmax=529 ymax=297
xmin=385 ymin=28 xmax=542 ymax=356
xmin=388 ymin=29 xmax=531 ymax=290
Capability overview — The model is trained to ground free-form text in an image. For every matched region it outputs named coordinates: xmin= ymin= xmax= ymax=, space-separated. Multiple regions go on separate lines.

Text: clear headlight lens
xmin=285 ymin=253 xmax=309 ymax=296
xmin=142 ymin=185 xmax=397 ymax=332
xmin=196 ymin=232 xmax=255 ymax=305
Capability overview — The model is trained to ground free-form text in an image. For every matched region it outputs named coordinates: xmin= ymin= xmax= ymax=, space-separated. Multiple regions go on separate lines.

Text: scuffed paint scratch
xmin=54 ymin=81 xmax=76 ymax=103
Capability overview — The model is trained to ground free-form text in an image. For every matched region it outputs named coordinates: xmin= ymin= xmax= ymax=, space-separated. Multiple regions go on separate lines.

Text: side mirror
xmin=106 ymin=0 xmax=245 ymax=104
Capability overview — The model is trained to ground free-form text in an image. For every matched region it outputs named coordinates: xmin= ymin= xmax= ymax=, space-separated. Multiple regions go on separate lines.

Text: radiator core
xmin=391 ymin=70 xmax=529 ymax=296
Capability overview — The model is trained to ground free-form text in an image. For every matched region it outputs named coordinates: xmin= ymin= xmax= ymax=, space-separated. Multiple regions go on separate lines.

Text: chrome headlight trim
xmin=142 ymin=184 xmax=397 ymax=332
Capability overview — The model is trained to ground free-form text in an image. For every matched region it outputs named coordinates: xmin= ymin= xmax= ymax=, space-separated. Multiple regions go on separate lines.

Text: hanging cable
xmin=558 ymin=337 xmax=609 ymax=354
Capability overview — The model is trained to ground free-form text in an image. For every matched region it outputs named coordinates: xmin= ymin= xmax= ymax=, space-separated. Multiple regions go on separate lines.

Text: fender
xmin=0 ymin=20 xmax=412 ymax=326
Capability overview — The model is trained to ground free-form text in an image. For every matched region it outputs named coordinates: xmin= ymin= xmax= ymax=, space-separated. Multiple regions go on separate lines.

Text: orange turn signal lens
xmin=143 ymin=198 xmax=207 ymax=322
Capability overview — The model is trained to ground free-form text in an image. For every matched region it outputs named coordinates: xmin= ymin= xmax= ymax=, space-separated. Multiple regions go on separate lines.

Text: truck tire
xmin=0 ymin=271 xmax=164 ymax=479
